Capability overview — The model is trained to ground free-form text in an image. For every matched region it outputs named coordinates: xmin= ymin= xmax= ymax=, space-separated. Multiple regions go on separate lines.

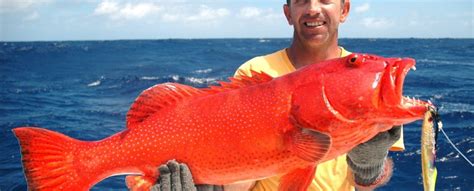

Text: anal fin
xmin=126 ymin=175 xmax=156 ymax=191
xmin=279 ymin=166 xmax=317 ymax=191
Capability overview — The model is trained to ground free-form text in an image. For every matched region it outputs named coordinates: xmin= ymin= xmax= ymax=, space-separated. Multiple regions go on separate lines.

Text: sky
xmin=0 ymin=0 xmax=473 ymax=41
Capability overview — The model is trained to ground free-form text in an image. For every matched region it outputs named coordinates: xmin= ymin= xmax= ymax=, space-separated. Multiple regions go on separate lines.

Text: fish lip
xmin=383 ymin=58 xmax=432 ymax=116
xmin=395 ymin=58 xmax=414 ymax=100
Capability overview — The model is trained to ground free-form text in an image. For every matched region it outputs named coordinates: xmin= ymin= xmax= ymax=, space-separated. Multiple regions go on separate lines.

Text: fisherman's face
xmin=284 ymin=0 xmax=350 ymax=48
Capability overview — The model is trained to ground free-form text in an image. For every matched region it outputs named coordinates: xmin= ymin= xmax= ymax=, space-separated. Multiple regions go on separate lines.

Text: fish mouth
xmin=380 ymin=58 xmax=431 ymax=116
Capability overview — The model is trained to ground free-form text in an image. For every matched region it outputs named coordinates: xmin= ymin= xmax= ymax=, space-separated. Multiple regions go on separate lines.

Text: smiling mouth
xmin=304 ymin=21 xmax=326 ymax=27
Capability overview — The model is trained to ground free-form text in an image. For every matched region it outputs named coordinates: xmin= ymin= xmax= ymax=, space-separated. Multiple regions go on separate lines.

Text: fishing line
xmin=438 ymin=122 xmax=474 ymax=167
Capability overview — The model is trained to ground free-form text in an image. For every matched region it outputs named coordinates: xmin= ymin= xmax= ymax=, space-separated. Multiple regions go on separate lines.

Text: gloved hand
xmin=347 ymin=126 xmax=401 ymax=188
xmin=151 ymin=160 xmax=224 ymax=191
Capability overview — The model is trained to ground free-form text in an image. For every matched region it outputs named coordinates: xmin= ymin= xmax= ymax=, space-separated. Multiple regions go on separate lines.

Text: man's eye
xmin=320 ymin=0 xmax=335 ymax=4
xmin=293 ymin=0 xmax=308 ymax=5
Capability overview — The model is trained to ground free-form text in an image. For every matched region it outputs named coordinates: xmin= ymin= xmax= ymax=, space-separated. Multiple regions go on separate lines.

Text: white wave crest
xmin=186 ymin=77 xmax=217 ymax=84
xmin=171 ymin=75 xmax=180 ymax=81
xmin=192 ymin=68 xmax=213 ymax=74
xmin=141 ymin=76 xmax=160 ymax=80
xmin=140 ymin=75 xmax=218 ymax=85
xmin=87 ymin=80 xmax=101 ymax=87
xmin=87 ymin=76 xmax=104 ymax=87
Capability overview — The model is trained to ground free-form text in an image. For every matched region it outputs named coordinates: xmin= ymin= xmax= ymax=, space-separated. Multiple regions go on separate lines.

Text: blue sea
xmin=1 ymin=39 xmax=473 ymax=190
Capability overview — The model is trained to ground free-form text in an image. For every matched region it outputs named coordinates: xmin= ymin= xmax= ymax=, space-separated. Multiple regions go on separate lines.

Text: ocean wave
xmin=192 ymin=68 xmax=213 ymax=74
xmin=52 ymin=42 xmax=69 ymax=48
xmin=402 ymin=151 xmax=418 ymax=157
xmin=140 ymin=75 xmax=219 ymax=85
xmin=442 ymin=176 xmax=458 ymax=180
xmin=90 ymin=75 xmax=221 ymax=92
xmin=467 ymin=148 xmax=474 ymax=154
xmin=20 ymin=46 xmax=35 ymax=51
xmin=87 ymin=80 xmax=101 ymax=87
xmin=417 ymin=58 xmax=474 ymax=66
xmin=7 ymin=86 xmax=57 ymax=94
xmin=140 ymin=76 xmax=159 ymax=80
xmin=138 ymin=75 xmax=175 ymax=82
xmin=438 ymin=152 xmax=461 ymax=163
xmin=87 ymin=76 xmax=105 ymax=87
xmin=438 ymin=102 xmax=474 ymax=114
xmin=186 ymin=77 xmax=218 ymax=84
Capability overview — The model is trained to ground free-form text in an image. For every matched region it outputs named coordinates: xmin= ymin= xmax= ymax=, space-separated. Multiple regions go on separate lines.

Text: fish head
xmin=318 ymin=53 xmax=432 ymax=126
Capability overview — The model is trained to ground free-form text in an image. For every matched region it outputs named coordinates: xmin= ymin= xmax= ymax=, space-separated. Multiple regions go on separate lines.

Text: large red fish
xmin=13 ymin=53 xmax=432 ymax=191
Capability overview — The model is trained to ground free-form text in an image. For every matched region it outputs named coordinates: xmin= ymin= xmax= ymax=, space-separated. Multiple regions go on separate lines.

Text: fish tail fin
xmin=12 ymin=127 xmax=91 ymax=191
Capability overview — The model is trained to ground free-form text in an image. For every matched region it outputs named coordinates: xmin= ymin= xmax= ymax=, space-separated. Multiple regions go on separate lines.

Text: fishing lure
xmin=421 ymin=106 xmax=440 ymax=191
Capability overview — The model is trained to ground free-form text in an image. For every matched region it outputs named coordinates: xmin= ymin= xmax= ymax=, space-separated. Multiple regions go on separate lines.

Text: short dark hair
xmin=286 ymin=0 xmax=345 ymax=6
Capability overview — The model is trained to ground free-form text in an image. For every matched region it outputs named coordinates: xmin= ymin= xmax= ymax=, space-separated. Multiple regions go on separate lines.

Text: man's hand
xmin=151 ymin=160 xmax=223 ymax=191
xmin=347 ymin=126 xmax=401 ymax=189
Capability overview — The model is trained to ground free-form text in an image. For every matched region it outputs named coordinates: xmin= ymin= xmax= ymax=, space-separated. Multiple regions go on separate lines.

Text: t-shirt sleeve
xmin=390 ymin=125 xmax=405 ymax=151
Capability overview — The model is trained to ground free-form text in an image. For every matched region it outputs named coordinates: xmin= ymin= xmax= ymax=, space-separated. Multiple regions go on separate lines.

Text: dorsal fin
xmin=126 ymin=83 xmax=204 ymax=129
xmin=126 ymin=70 xmax=273 ymax=128
xmin=205 ymin=70 xmax=273 ymax=93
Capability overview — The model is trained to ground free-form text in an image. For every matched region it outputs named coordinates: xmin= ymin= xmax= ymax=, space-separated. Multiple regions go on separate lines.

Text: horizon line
xmin=1 ymin=37 xmax=473 ymax=43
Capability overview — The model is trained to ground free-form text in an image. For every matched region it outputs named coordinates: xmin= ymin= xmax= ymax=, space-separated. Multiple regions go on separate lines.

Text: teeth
xmin=402 ymin=95 xmax=429 ymax=107
xmin=306 ymin=21 xmax=324 ymax=27
xmin=411 ymin=66 xmax=417 ymax=71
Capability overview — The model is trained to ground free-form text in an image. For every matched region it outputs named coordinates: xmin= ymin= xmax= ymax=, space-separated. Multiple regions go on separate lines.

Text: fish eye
xmin=347 ymin=54 xmax=362 ymax=67
xmin=350 ymin=57 xmax=357 ymax=63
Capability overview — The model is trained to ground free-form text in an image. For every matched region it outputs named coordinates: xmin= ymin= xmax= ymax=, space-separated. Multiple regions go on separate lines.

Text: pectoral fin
xmin=279 ymin=166 xmax=317 ymax=191
xmin=289 ymin=123 xmax=331 ymax=162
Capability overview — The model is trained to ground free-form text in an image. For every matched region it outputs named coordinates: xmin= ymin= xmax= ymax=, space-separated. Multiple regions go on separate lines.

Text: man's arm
xmin=346 ymin=126 xmax=402 ymax=190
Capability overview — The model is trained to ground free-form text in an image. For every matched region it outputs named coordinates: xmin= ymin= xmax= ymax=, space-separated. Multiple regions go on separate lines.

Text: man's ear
xmin=340 ymin=1 xmax=350 ymax=23
xmin=283 ymin=4 xmax=294 ymax=25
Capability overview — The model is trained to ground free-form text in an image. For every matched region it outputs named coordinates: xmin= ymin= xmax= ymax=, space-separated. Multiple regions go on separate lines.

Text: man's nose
xmin=306 ymin=0 xmax=322 ymax=16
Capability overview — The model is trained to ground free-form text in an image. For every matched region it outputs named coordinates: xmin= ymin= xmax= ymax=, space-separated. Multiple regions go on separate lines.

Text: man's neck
xmin=286 ymin=40 xmax=341 ymax=70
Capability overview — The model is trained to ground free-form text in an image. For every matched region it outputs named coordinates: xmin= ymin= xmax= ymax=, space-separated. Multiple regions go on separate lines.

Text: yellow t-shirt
xmin=234 ymin=48 xmax=404 ymax=191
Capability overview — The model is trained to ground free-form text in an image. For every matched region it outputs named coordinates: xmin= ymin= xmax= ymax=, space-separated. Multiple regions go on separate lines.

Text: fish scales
xmin=131 ymin=81 xmax=305 ymax=182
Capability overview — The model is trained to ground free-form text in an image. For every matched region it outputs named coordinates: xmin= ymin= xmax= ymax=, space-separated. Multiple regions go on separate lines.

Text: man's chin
xmin=302 ymin=36 xmax=328 ymax=47
xmin=300 ymin=32 xmax=338 ymax=46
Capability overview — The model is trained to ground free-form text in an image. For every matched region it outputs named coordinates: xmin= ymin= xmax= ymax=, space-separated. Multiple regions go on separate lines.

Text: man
xmin=152 ymin=0 xmax=403 ymax=190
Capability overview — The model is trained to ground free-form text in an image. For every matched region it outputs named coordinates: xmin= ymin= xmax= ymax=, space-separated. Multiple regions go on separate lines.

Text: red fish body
xmin=13 ymin=53 xmax=432 ymax=190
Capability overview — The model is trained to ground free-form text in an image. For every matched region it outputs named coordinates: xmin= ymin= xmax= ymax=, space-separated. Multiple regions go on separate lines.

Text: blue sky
xmin=1 ymin=0 xmax=473 ymax=41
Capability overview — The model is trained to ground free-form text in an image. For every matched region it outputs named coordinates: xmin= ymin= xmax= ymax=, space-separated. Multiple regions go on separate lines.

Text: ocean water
xmin=1 ymin=39 xmax=473 ymax=190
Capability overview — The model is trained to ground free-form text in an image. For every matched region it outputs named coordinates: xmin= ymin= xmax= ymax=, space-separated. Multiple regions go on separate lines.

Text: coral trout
xmin=13 ymin=53 xmax=433 ymax=191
